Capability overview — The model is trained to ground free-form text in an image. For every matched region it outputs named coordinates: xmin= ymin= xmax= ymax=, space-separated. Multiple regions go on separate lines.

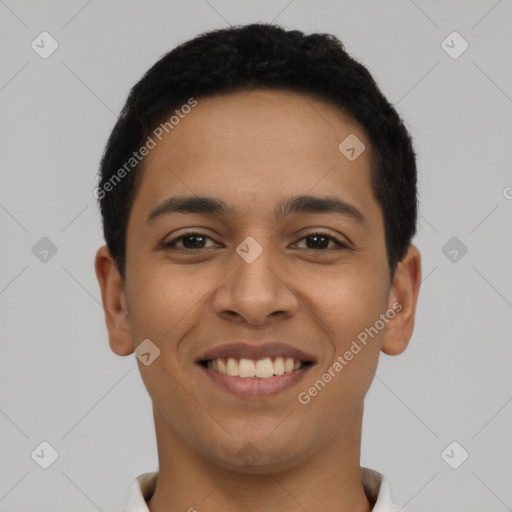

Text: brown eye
xmin=163 ymin=232 xmax=217 ymax=250
xmin=295 ymin=232 xmax=348 ymax=251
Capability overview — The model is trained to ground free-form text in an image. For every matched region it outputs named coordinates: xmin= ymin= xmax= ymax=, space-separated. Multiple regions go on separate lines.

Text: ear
xmin=94 ymin=245 xmax=134 ymax=356
xmin=381 ymin=245 xmax=422 ymax=356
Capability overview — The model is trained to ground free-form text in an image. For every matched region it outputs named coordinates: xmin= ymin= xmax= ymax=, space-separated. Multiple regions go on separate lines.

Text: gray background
xmin=1 ymin=1 xmax=511 ymax=511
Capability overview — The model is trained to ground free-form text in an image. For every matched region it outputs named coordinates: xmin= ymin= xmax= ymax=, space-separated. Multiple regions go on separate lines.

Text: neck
xmin=147 ymin=404 xmax=372 ymax=512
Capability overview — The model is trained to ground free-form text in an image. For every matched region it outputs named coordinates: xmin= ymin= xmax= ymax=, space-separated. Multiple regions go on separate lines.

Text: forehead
xmin=129 ymin=88 xmax=381 ymax=230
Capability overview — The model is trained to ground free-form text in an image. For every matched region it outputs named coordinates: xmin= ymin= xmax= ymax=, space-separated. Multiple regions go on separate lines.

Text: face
xmin=96 ymin=89 xmax=421 ymax=473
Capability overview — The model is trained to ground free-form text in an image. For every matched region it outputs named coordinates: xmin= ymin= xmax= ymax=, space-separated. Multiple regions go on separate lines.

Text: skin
xmin=95 ymin=89 xmax=421 ymax=512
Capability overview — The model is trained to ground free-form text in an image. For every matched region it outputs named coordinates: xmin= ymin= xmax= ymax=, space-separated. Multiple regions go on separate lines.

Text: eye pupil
xmin=306 ymin=234 xmax=329 ymax=249
xmin=183 ymin=235 xmax=205 ymax=249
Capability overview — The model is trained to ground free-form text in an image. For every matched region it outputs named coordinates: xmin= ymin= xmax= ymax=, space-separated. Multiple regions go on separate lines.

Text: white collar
xmin=123 ymin=467 xmax=405 ymax=511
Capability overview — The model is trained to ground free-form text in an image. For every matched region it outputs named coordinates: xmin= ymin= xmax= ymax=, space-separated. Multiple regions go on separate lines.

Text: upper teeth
xmin=206 ymin=357 xmax=303 ymax=378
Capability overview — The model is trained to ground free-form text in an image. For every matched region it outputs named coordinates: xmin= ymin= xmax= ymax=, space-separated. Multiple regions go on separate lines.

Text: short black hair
xmin=96 ymin=23 xmax=418 ymax=282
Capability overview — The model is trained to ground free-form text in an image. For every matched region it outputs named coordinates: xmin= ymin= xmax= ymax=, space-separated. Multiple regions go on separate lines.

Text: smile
xmin=200 ymin=356 xmax=313 ymax=379
xmin=198 ymin=358 xmax=315 ymax=398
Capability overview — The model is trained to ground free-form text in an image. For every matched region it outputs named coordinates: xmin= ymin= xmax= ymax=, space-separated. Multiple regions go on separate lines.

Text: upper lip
xmin=196 ymin=342 xmax=316 ymax=363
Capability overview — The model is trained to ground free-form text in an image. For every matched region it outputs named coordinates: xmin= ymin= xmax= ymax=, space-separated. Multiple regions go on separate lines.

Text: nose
xmin=212 ymin=241 xmax=299 ymax=326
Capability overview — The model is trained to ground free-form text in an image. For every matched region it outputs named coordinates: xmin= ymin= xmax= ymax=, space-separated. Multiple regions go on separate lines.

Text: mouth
xmin=195 ymin=342 xmax=317 ymax=398
xmin=198 ymin=357 xmax=313 ymax=378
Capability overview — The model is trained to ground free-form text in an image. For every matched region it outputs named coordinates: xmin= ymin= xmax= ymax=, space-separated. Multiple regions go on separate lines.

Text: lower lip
xmin=198 ymin=364 xmax=314 ymax=398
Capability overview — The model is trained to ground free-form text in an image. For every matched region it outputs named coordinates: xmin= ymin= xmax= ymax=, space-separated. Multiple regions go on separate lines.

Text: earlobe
xmin=94 ymin=245 xmax=134 ymax=356
xmin=381 ymin=245 xmax=422 ymax=356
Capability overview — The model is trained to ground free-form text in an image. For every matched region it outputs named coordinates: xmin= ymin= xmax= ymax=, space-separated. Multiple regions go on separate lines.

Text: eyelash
xmin=162 ymin=231 xmax=349 ymax=252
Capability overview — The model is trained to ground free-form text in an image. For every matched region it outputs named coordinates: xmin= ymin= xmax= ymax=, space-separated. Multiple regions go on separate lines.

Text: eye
xmin=294 ymin=231 xmax=348 ymax=251
xmin=162 ymin=232 xmax=219 ymax=251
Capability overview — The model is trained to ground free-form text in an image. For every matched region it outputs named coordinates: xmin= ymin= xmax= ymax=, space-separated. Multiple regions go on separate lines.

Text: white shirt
xmin=123 ymin=467 xmax=406 ymax=511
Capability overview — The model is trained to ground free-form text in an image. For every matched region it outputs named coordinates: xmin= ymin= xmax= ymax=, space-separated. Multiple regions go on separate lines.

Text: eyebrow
xmin=146 ymin=194 xmax=369 ymax=229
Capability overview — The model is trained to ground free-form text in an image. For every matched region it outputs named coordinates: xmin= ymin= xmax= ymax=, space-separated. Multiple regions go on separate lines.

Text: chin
xmin=203 ymin=436 xmax=308 ymax=475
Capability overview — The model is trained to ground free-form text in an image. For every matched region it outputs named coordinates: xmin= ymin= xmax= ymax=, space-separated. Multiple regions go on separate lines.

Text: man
xmin=94 ymin=23 xmax=421 ymax=512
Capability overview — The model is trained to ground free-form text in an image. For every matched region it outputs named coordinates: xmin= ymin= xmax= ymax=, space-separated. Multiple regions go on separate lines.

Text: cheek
xmin=126 ymin=260 xmax=229 ymax=369
xmin=305 ymin=259 xmax=389 ymax=343
xmin=296 ymin=272 xmax=386 ymax=430
xmin=128 ymin=267 xmax=201 ymax=338
xmin=125 ymin=266 xmax=214 ymax=413
xmin=318 ymin=269 xmax=388 ymax=402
